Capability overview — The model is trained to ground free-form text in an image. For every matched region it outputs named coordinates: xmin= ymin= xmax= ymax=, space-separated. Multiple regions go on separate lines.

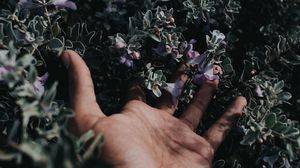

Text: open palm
xmin=62 ymin=50 xmax=247 ymax=168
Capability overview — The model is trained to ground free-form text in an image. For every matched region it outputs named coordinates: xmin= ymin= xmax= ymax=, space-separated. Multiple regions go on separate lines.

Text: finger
xmin=203 ymin=96 xmax=247 ymax=151
xmin=62 ymin=50 xmax=106 ymax=135
xmin=156 ymin=64 xmax=188 ymax=114
xmin=125 ymin=80 xmax=146 ymax=102
xmin=179 ymin=80 xmax=219 ymax=130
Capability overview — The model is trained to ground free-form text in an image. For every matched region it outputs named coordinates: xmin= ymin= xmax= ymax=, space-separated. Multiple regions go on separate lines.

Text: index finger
xmin=203 ymin=96 xmax=247 ymax=151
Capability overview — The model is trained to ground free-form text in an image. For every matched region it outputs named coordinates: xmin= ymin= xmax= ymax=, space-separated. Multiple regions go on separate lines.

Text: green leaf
xmin=52 ymin=22 xmax=61 ymax=37
xmin=278 ymin=92 xmax=292 ymax=101
xmin=0 ymin=150 xmax=18 ymax=161
xmin=240 ymin=130 xmax=259 ymax=145
xmin=6 ymin=22 xmax=16 ymax=41
xmin=277 ymin=35 xmax=287 ymax=54
xmin=42 ymin=82 xmax=58 ymax=107
xmin=264 ymin=113 xmax=277 ymax=128
xmin=274 ymin=80 xmax=284 ymax=93
xmin=223 ymin=64 xmax=234 ymax=73
xmin=72 ymin=41 xmax=86 ymax=55
xmin=286 ymin=143 xmax=294 ymax=160
xmin=143 ymin=10 xmax=153 ymax=29
xmin=284 ymin=127 xmax=300 ymax=137
xmin=76 ymin=130 xmax=95 ymax=152
xmin=16 ymin=54 xmax=35 ymax=68
xmin=27 ymin=65 xmax=37 ymax=83
xmin=271 ymin=122 xmax=289 ymax=134
xmin=17 ymin=142 xmax=48 ymax=163
xmin=152 ymin=86 xmax=162 ymax=97
xmin=48 ymin=38 xmax=64 ymax=55
xmin=149 ymin=33 xmax=161 ymax=42
xmin=70 ymin=23 xmax=81 ymax=40
xmin=0 ymin=23 xmax=4 ymax=40
xmin=83 ymin=133 xmax=104 ymax=160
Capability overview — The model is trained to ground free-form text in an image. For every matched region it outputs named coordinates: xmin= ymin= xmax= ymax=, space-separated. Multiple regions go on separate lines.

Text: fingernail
xmin=62 ymin=53 xmax=70 ymax=69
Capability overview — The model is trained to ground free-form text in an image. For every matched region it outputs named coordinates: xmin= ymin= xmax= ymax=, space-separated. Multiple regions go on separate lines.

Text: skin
xmin=62 ymin=50 xmax=247 ymax=168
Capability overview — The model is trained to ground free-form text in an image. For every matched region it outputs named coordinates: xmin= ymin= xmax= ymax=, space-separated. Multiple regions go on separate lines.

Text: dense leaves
xmin=0 ymin=0 xmax=299 ymax=168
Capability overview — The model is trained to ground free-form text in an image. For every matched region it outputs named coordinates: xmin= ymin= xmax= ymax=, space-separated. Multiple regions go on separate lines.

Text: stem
xmin=43 ymin=0 xmax=54 ymax=38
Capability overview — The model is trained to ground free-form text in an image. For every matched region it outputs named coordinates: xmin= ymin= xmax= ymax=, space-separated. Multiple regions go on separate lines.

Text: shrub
xmin=0 ymin=0 xmax=299 ymax=167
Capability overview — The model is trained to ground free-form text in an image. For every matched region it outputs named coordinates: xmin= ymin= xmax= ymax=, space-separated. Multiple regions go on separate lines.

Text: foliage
xmin=0 ymin=0 xmax=299 ymax=167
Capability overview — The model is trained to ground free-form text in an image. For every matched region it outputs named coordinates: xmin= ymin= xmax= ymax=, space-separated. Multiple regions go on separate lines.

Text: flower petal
xmin=52 ymin=0 xmax=77 ymax=10
xmin=165 ymin=80 xmax=184 ymax=104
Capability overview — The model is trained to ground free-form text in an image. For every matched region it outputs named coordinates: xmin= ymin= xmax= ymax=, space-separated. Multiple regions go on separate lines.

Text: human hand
xmin=62 ymin=50 xmax=247 ymax=168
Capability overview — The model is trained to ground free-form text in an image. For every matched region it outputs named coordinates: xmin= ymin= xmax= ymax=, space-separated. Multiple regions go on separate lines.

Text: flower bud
xmin=167 ymin=16 xmax=175 ymax=23
xmin=130 ymin=51 xmax=141 ymax=60
xmin=115 ymin=41 xmax=127 ymax=49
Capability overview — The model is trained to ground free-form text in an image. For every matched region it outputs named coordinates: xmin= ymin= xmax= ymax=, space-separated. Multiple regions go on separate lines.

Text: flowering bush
xmin=0 ymin=0 xmax=299 ymax=167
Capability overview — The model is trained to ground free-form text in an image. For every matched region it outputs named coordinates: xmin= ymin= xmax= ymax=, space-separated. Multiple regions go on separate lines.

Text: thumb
xmin=61 ymin=50 xmax=105 ymax=135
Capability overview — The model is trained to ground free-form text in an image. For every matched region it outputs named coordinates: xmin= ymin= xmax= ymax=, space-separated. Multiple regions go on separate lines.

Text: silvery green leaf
xmin=286 ymin=143 xmax=294 ymax=160
xmin=52 ymin=22 xmax=61 ymax=37
xmin=274 ymin=80 xmax=284 ymax=94
xmin=0 ymin=150 xmax=19 ymax=161
xmin=83 ymin=133 xmax=104 ymax=160
xmin=27 ymin=65 xmax=37 ymax=83
xmin=277 ymin=35 xmax=287 ymax=54
xmin=278 ymin=92 xmax=292 ymax=102
xmin=223 ymin=64 xmax=234 ymax=73
xmin=6 ymin=22 xmax=16 ymax=41
xmin=0 ymin=23 xmax=4 ymax=39
xmin=65 ymin=39 xmax=73 ymax=48
xmin=0 ymin=49 xmax=9 ymax=64
xmin=271 ymin=122 xmax=289 ymax=134
xmin=284 ymin=127 xmax=300 ymax=137
xmin=70 ymin=23 xmax=81 ymax=40
xmin=240 ymin=130 xmax=259 ymax=145
xmin=34 ymin=16 xmax=47 ymax=36
xmin=76 ymin=130 xmax=95 ymax=152
xmin=264 ymin=113 xmax=277 ymax=128
xmin=149 ymin=33 xmax=161 ymax=42
xmin=48 ymin=38 xmax=64 ymax=55
xmin=143 ymin=10 xmax=152 ymax=29
xmin=152 ymin=86 xmax=162 ymax=97
xmin=8 ymin=41 xmax=17 ymax=66
xmin=13 ymin=82 xmax=36 ymax=97
xmin=226 ymin=0 xmax=241 ymax=13
xmin=73 ymin=41 xmax=86 ymax=55
xmin=17 ymin=142 xmax=49 ymax=163
xmin=16 ymin=54 xmax=34 ymax=68
xmin=42 ymin=82 xmax=58 ymax=107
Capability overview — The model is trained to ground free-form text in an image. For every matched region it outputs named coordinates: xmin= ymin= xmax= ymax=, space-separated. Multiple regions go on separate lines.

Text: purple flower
xmin=187 ymin=53 xmax=206 ymax=66
xmin=114 ymin=36 xmax=127 ymax=49
xmin=18 ymin=0 xmax=33 ymax=9
xmin=193 ymin=62 xmax=219 ymax=85
xmin=129 ymin=51 xmax=141 ymax=60
xmin=165 ymin=79 xmax=185 ymax=104
xmin=52 ymin=0 xmax=77 ymax=10
xmin=185 ymin=39 xmax=200 ymax=59
xmin=120 ymin=54 xmax=133 ymax=67
xmin=34 ymin=73 xmax=48 ymax=97
xmin=115 ymin=41 xmax=127 ymax=49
